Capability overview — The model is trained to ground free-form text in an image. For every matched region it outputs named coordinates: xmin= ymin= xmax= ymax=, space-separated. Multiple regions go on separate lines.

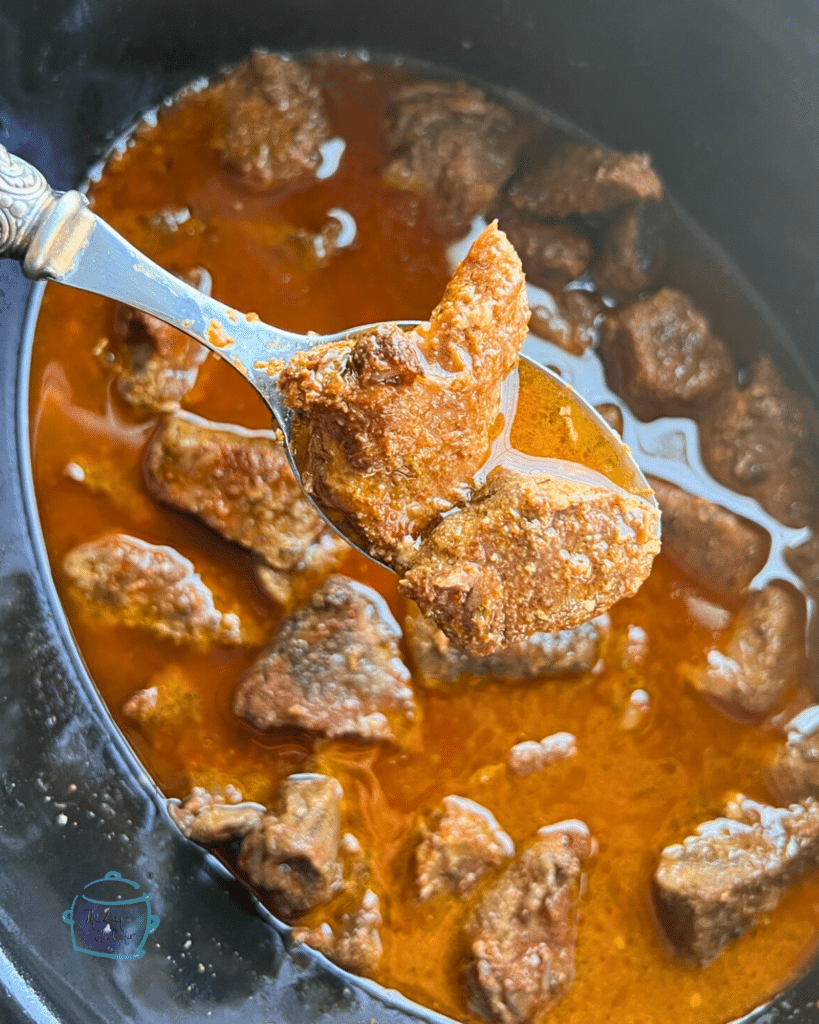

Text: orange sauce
xmin=28 ymin=56 xmax=819 ymax=1024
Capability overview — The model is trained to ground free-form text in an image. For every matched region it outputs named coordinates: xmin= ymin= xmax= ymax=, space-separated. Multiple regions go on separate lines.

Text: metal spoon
xmin=0 ymin=143 xmax=650 ymax=564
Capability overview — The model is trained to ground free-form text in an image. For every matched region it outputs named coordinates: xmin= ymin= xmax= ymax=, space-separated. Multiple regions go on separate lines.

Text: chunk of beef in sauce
xmin=494 ymin=207 xmax=592 ymax=289
xmin=406 ymin=610 xmax=608 ymax=686
xmin=592 ymin=201 xmax=666 ymax=300
xmin=168 ymin=785 xmax=264 ymax=844
xmin=506 ymin=141 xmax=663 ymax=220
xmin=383 ymin=82 xmax=523 ymax=235
xmin=700 ymin=355 xmax=819 ymax=528
xmin=648 ymin=476 xmax=770 ymax=598
xmin=292 ymin=888 xmax=383 ymax=974
xmin=278 ymin=223 xmax=529 ymax=570
xmin=508 ymin=733 xmax=578 ymax=778
xmin=106 ymin=267 xmax=210 ymax=414
xmin=400 ymin=466 xmax=660 ymax=657
xmin=786 ymin=534 xmax=819 ymax=594
xmin=122 ymin=665 xmax=200 ymax=733
xmin=465 ymin=821 xmax=593 ymax=1024
xmin=599 ymin=288 xmax=734 ymax=420
xmin=143 ymin=412 xmax=347 ymax=608
xmin=654 ymin=794 xmax=819 ymax=967
xmin=767 ymin=706 xmax=819 ymax=804
xmin=238 ymin=773 xmax=343 ymax=919
xmin=416 ymin=796 xmax=514 ymax=901
xmin=212 ymin=52 xmax=330 ymax=189
xmin=595 ymin=403 xmax=624 ymax=435
xmin=529 ymin=289 xmax=605 ymax=357
xmin=233 ymin=575 xmax=415 ymax=743
xmin=687 ymin=583 xmax=804 ymax=721
xmin=63 ymin=533 xmax=243 ymax=646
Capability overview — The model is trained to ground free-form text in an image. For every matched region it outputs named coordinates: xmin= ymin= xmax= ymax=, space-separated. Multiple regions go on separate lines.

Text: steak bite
xmin=768 ymin=706 xmax=819 ymax=803
xmin=785 ymin=534 xmax=819 ymax=594
xmin=700 ymin=355 xmax=819 ymax=528
xmin=599 ymin=288 xmax=734 ymax=420
xmin=506 ymin=141 xmax=663 ymax=220
xmin=465 ymin=821 xmax=593 ymax=1024
xmin=212 ymin=52 xmax=331 ymax=189
xmin=648 ymin=476 xmax=770 ymax=598
xmin=687 ymin=583 xmax=805 ymax=721
xmin=238 ymin=773 xmax=344 ymax=920
xmin=495 ymin=208 xmax=592 ymax=289
xmin=233 ymin=575 xmax=415 ymax=743
xmin=592 ymin=201 xmax=666 ymax=299
xmin=383 ymin=82 xmax=523 ymax=235
xmin=654 ymin=794 xmax=819 ymax=967
xmin=400 ymin=467 xmax=660 ymax=657
xmin=63 ymin=533 xmax=243 ymax=647
xmin=529 ymin=290 xmax=605 ymax=357
xmin=168 ymin=785 xmax=264 ymax=844
xmin=292 ymin=889 xmax=383 ymax=973
xmin=416 ymin=796 xmax=514 ymax=901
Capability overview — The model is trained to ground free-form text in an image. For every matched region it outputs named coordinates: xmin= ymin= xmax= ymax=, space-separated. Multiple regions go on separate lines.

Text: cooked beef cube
xmin=595 ymin=403 xmax=623 ymax=435
xmin=465 ymin=821 xmax=592 ymax=1024
xmin=416 ymin=796 xmax=514 ymax=901
xmin=654 ymin=794 xmax=819 ymax=967
xmin=108 ymin=267 xmax=210 ymax=414
xmin=599 ymin=288 xmax=734 ymax=420
xmin=592 ymin=201 xmax=666 ymax=299
xmin=400 ymin=467 xmax=660 ymax=656
xmin=238 ymin=773 xmax=343 ymax=919
xmin=383 ymin=82 xmax=523 ymax=235
xmin=212 ymin=52 xmax=330 ymax=189
xmin=508 ymin=733 xmax=578 ymax=778
xmin=63 ymin=533 xmax=243 ymax=646
xmin=122 ymin=665 xmax=200 ymax=730
xmin=785 ymin=534 xmax=819 ymax=593
xmin=406 ymin=611 xmax=608 ymax=686
xmin=144 ymin=412 xmax=347 ymax=607
xmin=688 ymin=583 xmax=804 ymax=720
xmin=279 ymin=224 xmax=529 ymax=570
xmin=506 ymin=142 xmax=663 ymax=220
xmin=529 ymin=289 xmax=605 ymax=356
xmin=168 ymin=786 xmax=264 ymax=844
xmin=496 ymin=208 xmax=592 ymax=289
xmin=233 ymin=575 xmax=415 ymax=743
xmin=292 ymin=889 xmax=383 ymax=974
xmin=255 ymin=531 xmax=349 ymax=610
xmin=700 ymin=355 xmax=819 ymax=527
xmin=648 ymin=476 xmax=770 ymax=597
xmin=768 ymin=706 xmax=819 ymax=803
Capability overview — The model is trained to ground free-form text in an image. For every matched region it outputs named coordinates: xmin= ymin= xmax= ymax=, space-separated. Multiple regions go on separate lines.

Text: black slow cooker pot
xmin=1 ymin=1 xmax=818 ymax=1021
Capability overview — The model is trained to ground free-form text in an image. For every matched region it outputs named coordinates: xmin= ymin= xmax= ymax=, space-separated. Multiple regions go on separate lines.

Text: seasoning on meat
xmin=465 ymin=821 xmax=593 ymax=1024
xmin=768 ymin=706 xmax=819 ymax=803
xmin=405 ymin=610 xmax=608 ymax=686
xmin=238 ymin=773 xmax=344 ymax=919
xmin=599 ymin=288 xmax=734 ymax=420
xmin=687 ymin=583 xmax=805 ymax=721
xmin=654 ymin=794 xmax=819 ymax=967
xmin=529 ymin=290 xmax=605 ymax=356
xmin=699 ymin=355 xmax=819 ymax=528
xmin=212 ymin=52 xmax=331 ymax=189
xmin=232 ymin=575 xmax=415 ymax=743
xmin=495 ymin=208 xmax=592 ymax=289
xmin=383 ymin=82 xmax=523 ymax=235
xmin=416 ymin=796 xmax=514 ymax=901
xmin=506 ymin=142 xmax=663 ymax=220
xmin=592 ymin=201 xmax=666 ymax=299
xmin=144 ymin=412 xmax=347 ymax=608
xmin=168 ymin=785 xmax=264 ymax=844
xmin=648 ymin=475 xmax=770 ymax=598
xmin=63 ymin=533 xmax=243 ymax=646
xmin=508 ymin=733 xmax=578 ymax=778
xmin=400 ymin=467 xmax=660 ymax=657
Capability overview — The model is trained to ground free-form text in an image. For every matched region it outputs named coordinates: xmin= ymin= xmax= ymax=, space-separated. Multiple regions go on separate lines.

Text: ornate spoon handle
xmin=0 ymin=144 xmax=56 ymax=260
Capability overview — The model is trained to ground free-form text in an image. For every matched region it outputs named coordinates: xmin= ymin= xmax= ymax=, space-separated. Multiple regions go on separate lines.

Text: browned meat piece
xmin=599 ymin=288 xmax=734 ymax=420
xmin=168 ymin=785 xmax=264 ymax=844
xmin=595 ymin=403 xmax=623 ymax=435
xmin=687 ymin=583 xmax=805 ymax=720
xmin=592 ymin=201 xmax=666 ymax=299
xmin=496 ymin=209 xmax=592 ymax=289
xmin=63 ymin=533 xmax=243 ymax=646
xmin=648 ymin=476 xmax=770 ymax=598
xmin=529 ymin=290 xmax=604 ymax=356
xmin=122 ymin=665 xmax=200 ymax=730
xmin=255 ymin=531 xmax=349 ymax=609
xmin=144 ymin=412 xmax=347 ymax=607
xmin=785 ymin=534 xmax=819 ymax=593
xmin=233 ymin=575 xmax=415 ymax=743
xmin=654 ymin=794 xmax=819 ymax=967
xmin=238 ymin=773 xmax=343 ymax=919
xmin=768 ymin=706 xmax=819 ymax=803
xmin=383 ymin=82 xmax=523 ymax=234
xmin=416 ymin=796 xmax=514 ymax=901
xmin=700 ymin=355 xmax=819 ymax=527
xmin=107 ymin=267 xmax=210 ymax=414
xmin=212 ymin=52 xmax=330 ymax=189
xmin=465 ymin=821 xmax=592 ymax=1024
xmin=508 ymin=733 xmax=578 ymax=778
xmin=405 ymin=610 xmax=608 ymax=686
xmin=506 ymin=142 xmax=663 ymax=220
xmin=292 ymin=889 xmax=383 ymax=973
xmin=279 ymin=223 xmax=529 ymax=569
xmin=400 ymin=467 xmax=660 ymax=657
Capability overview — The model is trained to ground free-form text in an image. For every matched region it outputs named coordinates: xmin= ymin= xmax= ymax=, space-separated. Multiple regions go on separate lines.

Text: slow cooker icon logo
xmin=62 ymin=870 xmax=160 ymax=960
